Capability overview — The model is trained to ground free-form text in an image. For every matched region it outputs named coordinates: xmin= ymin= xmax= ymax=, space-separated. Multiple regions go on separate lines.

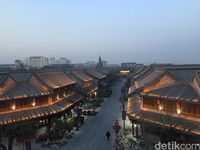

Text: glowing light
xmin=12 ymin=104 xmax=16 ymax=110
xmin=177 ymin=108 xmax=181 ymax=114
xmin=159 ymin=105 xmax=163 ymax=111
xmin=32 ymin=101 xmax=36 ymax=107
xmin=176 ymin=102 xmax=181 ymax=114
xmin=134 ymin=124 xmax=137 ymax=128
xmin=120 ymin=70 xmax=130 ymax=74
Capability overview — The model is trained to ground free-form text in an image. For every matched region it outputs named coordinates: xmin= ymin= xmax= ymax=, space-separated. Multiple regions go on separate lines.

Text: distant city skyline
xmin=0 ymin=0 xmax=200 ymax=64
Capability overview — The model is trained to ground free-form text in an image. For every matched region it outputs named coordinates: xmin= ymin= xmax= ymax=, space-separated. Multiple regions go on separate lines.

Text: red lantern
xmin=176 ymin=102 xmax=180 ymax=109
xmin=157 ymin=99 xmax=160 ymax=105
xmin=113 ymin=120 xmax=121 ymax=134
xmin=176 ymin=102 xmax=181 ymax=114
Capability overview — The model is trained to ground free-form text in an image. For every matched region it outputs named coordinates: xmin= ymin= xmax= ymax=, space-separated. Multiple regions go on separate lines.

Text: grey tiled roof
xmin=0 ymin=82 xmax=49 ymax=100
xmin=159 ymin=65 xmax=200 ymax=81
xmin=67 ymin=73 xmax=80 ymax=84
xmin=136 ymin=69 xmax=165 ymax=89
xmin=134 ymin=67 xmax=152 ymax=80
xmin=168 ymin=69 xmax=200 ymax=81
xmin=71 ymin=71 xmax=93 ymax=83
xmin=35 ymin=71 xmax=76 ymax=89
xmin=85 ymin=70 xmax=106 ymax=80
xmin=160 ymin=64 xmax=200 ymax=70
xmin=10 ymin=72 xmax=32 ymax=82
xmin=0 ymin=73 xmax=7 ymax=84
xmin=144 ymin=82 xmax=200 ymax=102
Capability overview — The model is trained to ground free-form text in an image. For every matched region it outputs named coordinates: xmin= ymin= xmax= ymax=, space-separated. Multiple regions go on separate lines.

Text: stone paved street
xmin=61 ymin=81 xmax=124 ymax=150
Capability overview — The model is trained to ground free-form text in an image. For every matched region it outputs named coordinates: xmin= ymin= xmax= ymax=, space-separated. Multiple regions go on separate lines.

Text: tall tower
xmin=97 ymin=55 xmax=103 ymax=68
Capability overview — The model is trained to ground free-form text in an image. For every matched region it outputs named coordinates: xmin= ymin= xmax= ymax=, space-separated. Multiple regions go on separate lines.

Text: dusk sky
xmin=0 ymin=0 xmax=200 ymax=64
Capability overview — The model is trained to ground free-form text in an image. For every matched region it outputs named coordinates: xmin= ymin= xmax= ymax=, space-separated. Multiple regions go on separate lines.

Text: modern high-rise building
xmin=49 ymin=57 xmax=71 ymax=65
xmin=57 ymin=57 xmax=71 ymax=64
xmin=26 ymin=56 xmax=49 ymax=68
xmin=50 ymin=57 xmax=56 ymax=64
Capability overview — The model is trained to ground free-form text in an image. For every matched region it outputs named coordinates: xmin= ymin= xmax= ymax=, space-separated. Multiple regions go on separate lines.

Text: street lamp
xmin=120 ymin=104 xmax=126 ymax=130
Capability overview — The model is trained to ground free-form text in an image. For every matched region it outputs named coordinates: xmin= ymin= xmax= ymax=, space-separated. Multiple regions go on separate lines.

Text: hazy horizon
xmin=0 ymin=0 xmax=200 ymax=64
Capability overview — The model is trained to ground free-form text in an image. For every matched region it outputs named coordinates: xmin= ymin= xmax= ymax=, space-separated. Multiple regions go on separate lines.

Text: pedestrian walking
xmin=106 ymin=130 xmax=111 ymax=141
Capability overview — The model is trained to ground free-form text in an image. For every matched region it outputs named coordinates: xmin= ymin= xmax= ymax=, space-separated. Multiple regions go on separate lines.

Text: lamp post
xmin=121 ymin=104 xmax=126 ymax=130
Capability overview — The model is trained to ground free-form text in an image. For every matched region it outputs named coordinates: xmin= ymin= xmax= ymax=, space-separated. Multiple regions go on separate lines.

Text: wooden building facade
xmin=128 ymin=65 xmax=200 ymax=140
xmin=0 ymin=71 xmax=82 ymax=125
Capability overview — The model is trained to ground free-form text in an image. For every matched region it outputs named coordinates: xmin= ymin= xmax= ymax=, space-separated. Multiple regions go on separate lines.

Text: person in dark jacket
xmin=106 ymin=130 xmax=111 ymax=141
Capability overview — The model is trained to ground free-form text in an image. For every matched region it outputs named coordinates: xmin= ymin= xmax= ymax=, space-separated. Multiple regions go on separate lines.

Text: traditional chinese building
xmin=66 ymin=70 xmax=98 ymax=98
xmin=128 ymin=65 xmax=200 ymax=141
xmin=84 ymin=69 xmax=111 ymax=96
xmin=0 ymin=71 xmax=82 ymax=126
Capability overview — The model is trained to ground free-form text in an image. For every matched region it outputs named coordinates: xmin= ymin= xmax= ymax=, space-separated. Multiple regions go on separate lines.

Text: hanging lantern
xmin=57 ymin=94 xmax=59 ymax=100
xmin=157 ymin=100 xmax=163 ymax=110
xmin=12 ymin=104 xmax=16 ymax=110
xmin=157 ymin=99 xmax=160 ymax=105
xmin=159 ymin=104 xmax=163 ymax=111
xmin=32 ymin=99 xmax=36 ymax=107
xmin=176 ymin=102 xmax=181 ymax=114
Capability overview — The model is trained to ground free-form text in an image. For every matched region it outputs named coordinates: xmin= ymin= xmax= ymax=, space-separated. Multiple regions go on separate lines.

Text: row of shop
xmin=127 ymin=65 xmax=200 ymax=142
xmin=0 ymin=69 xmax=111 ymax=141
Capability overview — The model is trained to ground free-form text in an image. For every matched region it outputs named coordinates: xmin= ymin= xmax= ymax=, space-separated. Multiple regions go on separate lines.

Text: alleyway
xmin=61 ymin=80 xmax=124 ymax=150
